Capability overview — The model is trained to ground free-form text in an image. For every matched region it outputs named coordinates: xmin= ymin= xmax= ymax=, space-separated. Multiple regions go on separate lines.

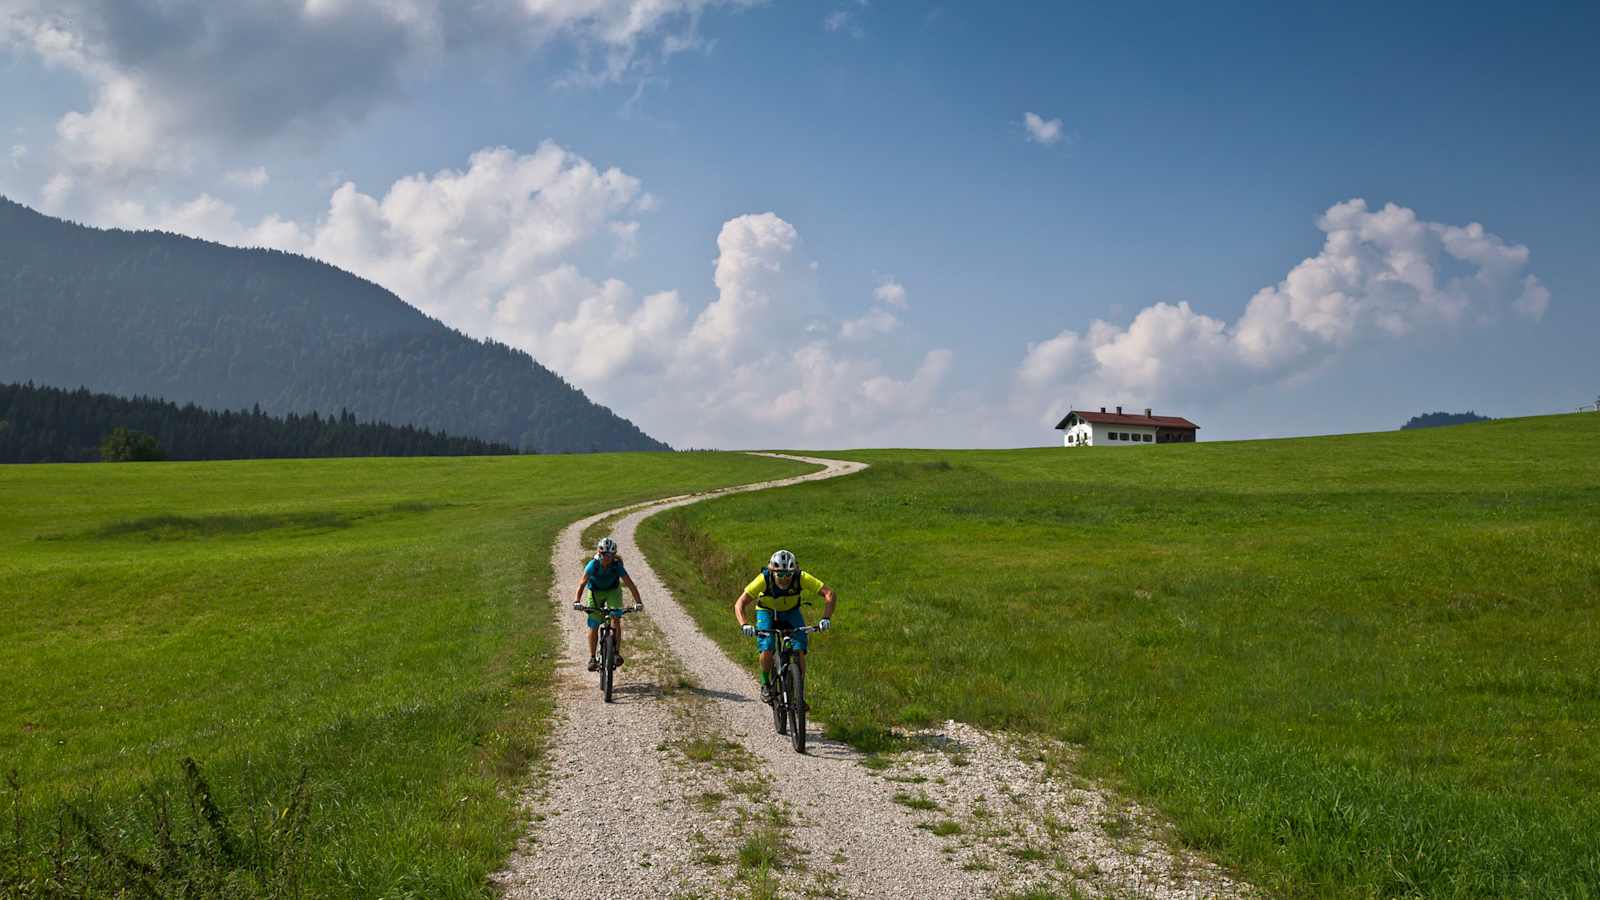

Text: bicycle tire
xmin=773 ymin=659 xmax=788 ymax=735
xmin=601 ymin=627 xmax=615 ymax=703
xmin=788 ymin=666 xmax=806 ymax=753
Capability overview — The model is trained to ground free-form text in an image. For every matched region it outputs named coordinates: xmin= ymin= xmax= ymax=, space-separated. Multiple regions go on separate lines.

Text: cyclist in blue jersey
xmin=734 ymin=549 xmax=835 ymax=704
xmin=576 ymin=536 xmax=643 ymax=672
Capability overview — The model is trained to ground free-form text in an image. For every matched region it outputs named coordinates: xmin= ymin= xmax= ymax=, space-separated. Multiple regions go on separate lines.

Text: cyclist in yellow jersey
xmin=734 ymin=549 xmax=835 ymax=704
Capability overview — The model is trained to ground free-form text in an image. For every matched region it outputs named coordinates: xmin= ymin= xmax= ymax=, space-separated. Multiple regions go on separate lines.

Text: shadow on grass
xmin=87 ymin=512 xmax=356 ymax=541
xmin=45 ymin=501 xmax=457 ymax=543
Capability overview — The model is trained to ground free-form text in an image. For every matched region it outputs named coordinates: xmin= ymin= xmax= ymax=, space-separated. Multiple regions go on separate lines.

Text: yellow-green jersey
xmin=742 ymin=570 xmax=826 ymax=613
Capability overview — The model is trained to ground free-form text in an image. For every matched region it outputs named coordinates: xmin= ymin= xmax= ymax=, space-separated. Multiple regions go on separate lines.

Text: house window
xmin=1143 ymin=433 xmax=1153 ymax=442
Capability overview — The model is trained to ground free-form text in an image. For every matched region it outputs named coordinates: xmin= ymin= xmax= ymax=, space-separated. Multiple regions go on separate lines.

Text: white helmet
xmin=596 ymin=536 xmax=618 ymax=556
xmin=769 ymin=549 xmax=797 ymax=572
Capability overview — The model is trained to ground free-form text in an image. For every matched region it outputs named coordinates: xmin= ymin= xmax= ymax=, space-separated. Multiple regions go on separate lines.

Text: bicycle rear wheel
xmin=601 ymin=628 xmax=615 ymax=703
xmin=787 ymin=666 xmax=806 ymax=754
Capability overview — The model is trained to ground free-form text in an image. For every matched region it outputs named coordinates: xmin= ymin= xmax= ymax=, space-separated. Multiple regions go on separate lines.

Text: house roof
xmin=1054 ymin=410 xmax=1200 ymax=430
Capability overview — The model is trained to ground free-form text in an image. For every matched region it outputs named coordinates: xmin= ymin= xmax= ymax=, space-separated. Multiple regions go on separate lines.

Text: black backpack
xmin=760 ymin=568 xmax=804 ymax=599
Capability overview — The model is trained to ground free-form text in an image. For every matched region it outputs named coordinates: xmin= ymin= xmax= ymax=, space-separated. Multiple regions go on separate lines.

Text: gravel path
xmin=493 ymin=454 xmax=1251 ymax=899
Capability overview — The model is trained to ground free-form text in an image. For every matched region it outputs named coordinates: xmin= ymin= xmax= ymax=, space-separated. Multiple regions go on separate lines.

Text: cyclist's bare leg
xmin=795 ymin=650 xmax=806 ymax=675
xmin=614 ymin=616 xmax=624 ymax=653
xmin=587 ymin=626 xmax=599 ymax=659
xmin=759 ymin=648 xmax=776 ymax=677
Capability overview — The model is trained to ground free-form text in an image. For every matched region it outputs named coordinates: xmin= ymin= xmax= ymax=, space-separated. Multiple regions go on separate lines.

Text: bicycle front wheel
xmin=601 ymin=629 xmax=615 ymax=702
xmin=772 ymin=664 xmax=788 ymax=735
xmin=787 ymin=666 xmax=806 ymax=754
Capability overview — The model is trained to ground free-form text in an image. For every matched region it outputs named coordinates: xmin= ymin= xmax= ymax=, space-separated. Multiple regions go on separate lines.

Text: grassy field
xmin=638 ymin=415 xmax=1600 ymax=897
xmin=0 ymin=451 xmax=812 ymax=897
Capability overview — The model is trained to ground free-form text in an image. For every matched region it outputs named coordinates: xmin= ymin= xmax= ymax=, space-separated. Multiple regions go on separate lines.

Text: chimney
xmin=1145 ymin=408 xmax=1152 ymax=417
xmin=1100 ymin=406 xmax=1106 ymax=413
xmin=1116 ymin=405 xmax=1122 ymax=414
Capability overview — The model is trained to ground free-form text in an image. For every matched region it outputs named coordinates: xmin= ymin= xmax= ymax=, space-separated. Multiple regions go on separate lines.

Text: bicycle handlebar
xmin=576 ymin=598 xmax=643 ymax=611
xmin=752 ymin=625 xmax=821 ymax=636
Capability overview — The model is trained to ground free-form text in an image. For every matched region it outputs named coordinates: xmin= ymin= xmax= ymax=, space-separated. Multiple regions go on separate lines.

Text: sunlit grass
xmin=640 ymin=415 xmax=1600 ymax=896
xmin=0 ymin=450 xmax=811 ymax=897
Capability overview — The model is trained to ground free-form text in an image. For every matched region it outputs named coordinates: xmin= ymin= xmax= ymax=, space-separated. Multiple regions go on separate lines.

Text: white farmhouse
xmin=1055 ymin=407 xmax=1200 ymax=447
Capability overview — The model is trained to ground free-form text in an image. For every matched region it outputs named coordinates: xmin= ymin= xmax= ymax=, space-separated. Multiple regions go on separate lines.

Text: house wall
xmin=1061 ymin=418 xmax=1197 ymax=447
xmin=1063 ymin=422 xmax=1095 ymax=446
xmin=1091 ymin=423 xmax=1157 ymax=446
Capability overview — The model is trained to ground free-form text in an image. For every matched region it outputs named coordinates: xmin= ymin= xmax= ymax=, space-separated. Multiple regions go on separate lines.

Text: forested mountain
xmin=0 ymin=198 xmax=668 ymax=453
xmin=1401 ymin=411 xmax=1493 ymax=429
xmin=1 ymin=382 xmax=514 ymax=463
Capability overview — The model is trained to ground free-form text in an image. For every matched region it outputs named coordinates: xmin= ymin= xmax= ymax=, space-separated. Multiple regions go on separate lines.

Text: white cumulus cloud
xmin=839 ymin=307 xmax=898 ymax=341
xmin=1015 ymin=199 xmax=1549 ymax=425
xmin=105 ymin=143 xmax=953 ymax=449
xmin=840 ymin=277 xmax=908 ymax=340
xmin=1023 ymin=111 xmax=1063 ymax=145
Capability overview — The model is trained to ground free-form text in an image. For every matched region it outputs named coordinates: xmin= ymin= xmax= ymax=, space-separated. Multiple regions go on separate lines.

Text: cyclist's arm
xmin=798 ymin=572 xmax=835 ymax=620
xmin=621 ymin=573 xmax=642 ymax=605
xmin=734 ymin=592 xmax=755 ymax=628
xmin=575 ymin=560 xmax=595 ymax=604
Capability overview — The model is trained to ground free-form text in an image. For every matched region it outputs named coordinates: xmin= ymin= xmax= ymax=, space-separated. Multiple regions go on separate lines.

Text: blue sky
xmin=3 ymin=1 xmax=1596 ymax=447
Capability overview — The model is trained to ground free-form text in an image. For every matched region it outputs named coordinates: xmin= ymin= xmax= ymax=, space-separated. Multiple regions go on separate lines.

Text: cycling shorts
xmin=756 ymin=606 xmax=808 ymax=653
xmin=584 ymin=586 xmax=624 ymax=628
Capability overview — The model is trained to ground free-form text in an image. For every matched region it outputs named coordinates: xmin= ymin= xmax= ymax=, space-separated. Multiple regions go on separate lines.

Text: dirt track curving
xmin=492 ymin=454 xmax=1250 ymax=899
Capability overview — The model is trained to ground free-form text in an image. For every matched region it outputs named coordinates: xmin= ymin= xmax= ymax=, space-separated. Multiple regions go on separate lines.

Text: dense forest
xmin=1401 ymin=411 xmax=1493 ymax=429
xmin=0 ymin=198 xmax=668 ymax=453
xmin=0 ymin=382 xmax=514 ymax=463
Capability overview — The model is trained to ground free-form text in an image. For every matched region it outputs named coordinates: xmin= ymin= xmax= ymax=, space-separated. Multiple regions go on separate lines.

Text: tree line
xmin=1401 ymin=411 xmax=1493 ymax=430
xmin=0 ymin=382 xmax=515 ymax=463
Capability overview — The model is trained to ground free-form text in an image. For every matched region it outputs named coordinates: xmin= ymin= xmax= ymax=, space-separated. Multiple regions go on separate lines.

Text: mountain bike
xmin=754 ymin=622 xmax=821 ymax=754
xmin=573 ymin=602 xmax=641 ymax=703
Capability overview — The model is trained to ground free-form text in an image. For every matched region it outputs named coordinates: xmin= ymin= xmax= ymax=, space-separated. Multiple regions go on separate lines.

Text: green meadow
xmin=0 ymin=451 xmax=812 ymax=897
xmin=639 ymin=415 xmax=1600 ymax=897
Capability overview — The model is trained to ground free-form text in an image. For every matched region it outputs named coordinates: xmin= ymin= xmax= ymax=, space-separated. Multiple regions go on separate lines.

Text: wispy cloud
xmin=224 ymin=166 xmax=269 ymax=190
xmin=873 ymin=278 xmax=907 ymax=308
xmin=1023 ymin=111 xmax=1064 ymax=145
xmin=823 ymin=9 xmax=865 ymax=38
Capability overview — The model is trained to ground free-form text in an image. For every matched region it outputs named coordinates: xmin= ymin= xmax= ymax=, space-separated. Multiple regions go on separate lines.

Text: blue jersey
xmin=584 ymin=557 xmax=628 ymax=591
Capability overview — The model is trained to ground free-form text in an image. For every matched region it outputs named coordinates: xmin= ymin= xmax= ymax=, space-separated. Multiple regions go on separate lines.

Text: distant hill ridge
xmin=0 ymin=197 xmax=668 ymax=453
xmin=0 ymin=381 xmax=515 ymax=463
xmin=1401 ymin=411 xmax=1493 ymax=430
